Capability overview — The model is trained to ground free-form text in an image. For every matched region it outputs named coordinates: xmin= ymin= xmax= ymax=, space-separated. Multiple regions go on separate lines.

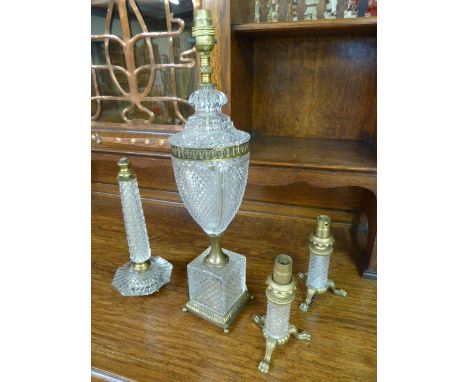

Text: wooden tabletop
xmin=92 ymin=192 xmax=376 ymax=382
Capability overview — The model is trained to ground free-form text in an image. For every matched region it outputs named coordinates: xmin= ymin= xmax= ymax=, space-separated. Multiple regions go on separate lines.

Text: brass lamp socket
xmin=192 ymin=9 xmax=216 ymax=84
xmin=309 ymin=215 xmax=334 ymax=256
xmin=266 ymin=254 xmax=296 ymax=305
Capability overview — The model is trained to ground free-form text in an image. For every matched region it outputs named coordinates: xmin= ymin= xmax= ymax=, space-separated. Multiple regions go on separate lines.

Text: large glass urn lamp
xmin=169 ymin=9 xmax=251 ymax=332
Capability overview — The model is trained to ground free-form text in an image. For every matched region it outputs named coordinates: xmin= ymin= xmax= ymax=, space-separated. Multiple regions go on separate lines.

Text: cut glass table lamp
xmin=298 ymin=215 xmax=347 ymax=312
xmin=112 ymin=158 xmax=173 ymax=296
xmin=169 ymin=9 xmax=251 ymax=332
xmin=252 ymin=255 xmax=311 ymax=373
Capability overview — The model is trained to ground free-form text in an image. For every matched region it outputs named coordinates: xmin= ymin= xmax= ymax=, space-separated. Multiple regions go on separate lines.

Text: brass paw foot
xmin=252 ymin=314 xmax=266 ymax=327
xmin=258 ymin=337 xmax=276 ymax=374
xmin=327 ymin=279 xmax=347 ymax=297
xmin=299 ymin=287 xmax=316 ymax=313
xmin=289 ymin=324 xmax=311 ymax=342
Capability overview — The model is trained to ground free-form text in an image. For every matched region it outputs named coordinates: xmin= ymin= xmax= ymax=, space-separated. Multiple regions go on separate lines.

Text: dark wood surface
xmin=92 ymin=130 xmax=377 ymax=275
xmin=250 ymin=135 xmax=376 ymax=173
xmin=251 ymin=35 xmax=376 ymax=142
xmin=92 ymin=192 xmax=376 ymax=381
xmin=233 ymin=17 xmax=377 ymax=37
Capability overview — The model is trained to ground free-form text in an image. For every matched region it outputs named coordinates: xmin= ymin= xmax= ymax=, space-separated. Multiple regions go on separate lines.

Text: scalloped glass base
xmin=112 ymin=256 xmax=173 ymax=296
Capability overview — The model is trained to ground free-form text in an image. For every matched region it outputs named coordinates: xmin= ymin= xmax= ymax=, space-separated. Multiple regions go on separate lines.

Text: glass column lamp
xmin=252 ymin=255 xmax=311 ymax=373
xmin=169 ymin=10 xmax=251 ymax=333
xmin=298 ymin=215 xmax=347 ymax=312
xmin=112 ymin=158 xmax=173 ymax=296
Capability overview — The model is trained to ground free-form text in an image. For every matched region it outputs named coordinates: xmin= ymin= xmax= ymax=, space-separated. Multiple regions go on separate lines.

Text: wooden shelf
xmin=92 ymin=193 xmax=376 ymax=382
xmin=250 ymin=135 xmax=376 ymax=173
xmin=93 ymin=134 xmax=376 ymax=174
xmin=232 ymin=17 xmax=377 ymax=37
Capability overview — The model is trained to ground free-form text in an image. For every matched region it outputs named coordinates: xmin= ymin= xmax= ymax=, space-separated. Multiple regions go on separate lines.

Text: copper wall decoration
xmin=91 ymin=0 xmax=198 ymax=147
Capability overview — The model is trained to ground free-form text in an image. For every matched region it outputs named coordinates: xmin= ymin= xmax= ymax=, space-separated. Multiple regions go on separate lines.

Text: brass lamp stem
xmin=204 ymin=233 xmax=229 ymax=267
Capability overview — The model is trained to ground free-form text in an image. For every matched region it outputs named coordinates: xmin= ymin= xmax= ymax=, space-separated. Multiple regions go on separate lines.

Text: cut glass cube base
xmin=185 ymin=247 xmax=250 ymax=331
xmin=112 ymin=256 xmax=173 ymax=296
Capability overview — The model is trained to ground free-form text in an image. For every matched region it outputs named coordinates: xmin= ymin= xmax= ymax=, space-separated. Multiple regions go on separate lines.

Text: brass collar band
xmin=266 ymin=274 xmax=296 ymax=305
xmin=171 ymin=142 xmax=249 ymax=161
xmin=132 ymin=260 xmax=151 ymax=272
xmin=118 ymin=157 xmax=136 ymax=181
xmin=309 ymin=236 xmax=334 ymax=256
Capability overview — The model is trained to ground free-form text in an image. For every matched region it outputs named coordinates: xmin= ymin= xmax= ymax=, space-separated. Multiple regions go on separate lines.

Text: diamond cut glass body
xmin=265 ymin=301 xmax=291 ymax=339
xmin=169 ymin=83 xmax=251 ymax=325
xmin=188 ymin=248 xmax=247 ymax=316
xmin=119 ymin=178 xmax=151 ymax=263
xmin=112 ymin=173 xmax=172 ymax=296
xmin=170 ymin=84 xmax=250 ymax=236
xmin=172 ymin=156 xmax=249 ymax=235
xmin=307 ymin=254 xmax=330 ymax=289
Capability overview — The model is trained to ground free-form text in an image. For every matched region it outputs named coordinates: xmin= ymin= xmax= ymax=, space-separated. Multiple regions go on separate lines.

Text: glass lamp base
xmin=112 ymin=256 xmax=173 ymax=296
xmin=184 ymin=247 xmax=250 ymax=332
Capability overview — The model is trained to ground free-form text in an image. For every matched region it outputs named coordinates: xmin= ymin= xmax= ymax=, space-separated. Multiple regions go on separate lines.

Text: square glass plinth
xmin=185 ymin=247 xmax=250 ymax=331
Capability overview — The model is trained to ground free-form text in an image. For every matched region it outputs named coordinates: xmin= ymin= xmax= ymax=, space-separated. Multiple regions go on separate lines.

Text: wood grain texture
xmin=92 ymin=131 xmax=377 ymax=274
xmin=230 ymin=31 xmax=254 ymax=134
xmin=250 ymin=135 xmax=376 ymax=172
xmin=92 ymin=181 xmax=358 ymax=225
xmin=232 ymin=17 xmax=377 ymax=37
xmin=92 ymin=193 xmax=376 ymax=382
xmin=252 ymin=35 xmax=377 ymax=141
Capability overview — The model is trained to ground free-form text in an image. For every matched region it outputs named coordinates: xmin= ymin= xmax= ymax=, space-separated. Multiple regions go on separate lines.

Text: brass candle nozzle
xmin=309 ymin=215 xmax=334 ymax=256
xmin=266 ymin=255 xmax=296 ymax=305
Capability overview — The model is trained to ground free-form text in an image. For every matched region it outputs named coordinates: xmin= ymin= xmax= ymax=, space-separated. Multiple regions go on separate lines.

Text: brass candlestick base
xmin=252 ymin=314 xmax=311 ymax=373
xmin=297 ymin=272 xmax=347 ymax=312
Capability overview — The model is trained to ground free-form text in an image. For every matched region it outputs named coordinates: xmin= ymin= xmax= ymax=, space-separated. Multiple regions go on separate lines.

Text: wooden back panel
xmin=252 ymin=35 xmax=376 ymax=141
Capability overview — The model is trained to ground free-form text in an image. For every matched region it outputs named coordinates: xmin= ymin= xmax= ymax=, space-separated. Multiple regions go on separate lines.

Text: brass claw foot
xmin=258 ymin=337 xmax=276 ymax=374
xmin=252 ymin=314 xmax=266 ymax=326
xmin=298 ymin=272 xmax=307 ymax=281
xmin=299 ymin=288 xmax=316 ymax=312
xmin=289 ymin=324 xmax=311 ymax=342
xmin=298 ymin=273 xmax=347 ymax=312
xmin=298 ymin=273 xmax=316 ymax=312
xmin=253 ymin=314 xmax=310 ymax=373
xmin=327 ymin=279 xmax=347 ymax=297
xmin=252 ymin=314 xmax=276 ymax=373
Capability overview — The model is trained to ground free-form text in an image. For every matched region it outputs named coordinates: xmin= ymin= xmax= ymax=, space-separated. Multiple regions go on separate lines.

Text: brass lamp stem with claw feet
xmin=298 ymin=216 xmax=347 ymax=313
xmin=253 ymin=255 xmax=310 ymax=373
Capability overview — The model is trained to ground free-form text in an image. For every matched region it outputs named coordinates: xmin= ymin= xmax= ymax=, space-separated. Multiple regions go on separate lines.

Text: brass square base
xmin=183 ymin=290 xmax=251 ymax=333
